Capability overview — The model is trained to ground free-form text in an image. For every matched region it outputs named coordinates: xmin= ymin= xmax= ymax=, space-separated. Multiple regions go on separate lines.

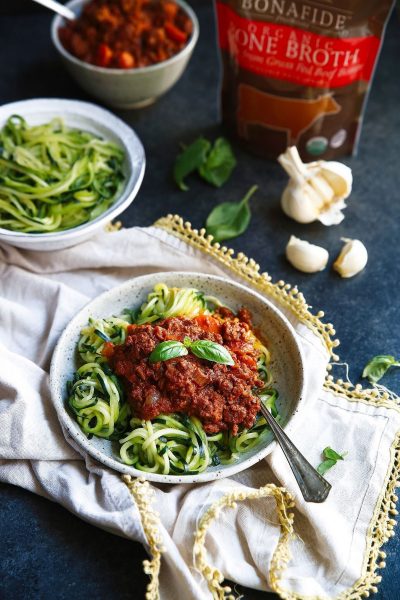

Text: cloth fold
xmin=1 ymin=223 xmax=399 ymax=600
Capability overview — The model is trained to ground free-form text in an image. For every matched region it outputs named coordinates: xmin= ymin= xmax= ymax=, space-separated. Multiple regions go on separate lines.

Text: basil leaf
xmin=173 ymin=137 xmax=211 ymax=191
xmin=149 ymin=340 xmax=188 ymax=363
xmin=362 ymin=355 xmax=400 ymax=384
xmin=317 ymin=459 xmax=336 ymax=476
xmin=189 ymin=340 xmax=234 ymax=365
xmin=316 ymin=446 xmax=346 ymax=476
xmin=198 ymin=137 xmax=236 ymax=188
xmin=323 ymin=447 xmax=346 ymax=462
xmin=205 ymin=185 xmax=257 ymax=243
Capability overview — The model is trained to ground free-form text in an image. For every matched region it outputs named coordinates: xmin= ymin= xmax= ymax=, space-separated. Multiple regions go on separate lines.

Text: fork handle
xmin=260 ymin=405 xmax=331 ymax=503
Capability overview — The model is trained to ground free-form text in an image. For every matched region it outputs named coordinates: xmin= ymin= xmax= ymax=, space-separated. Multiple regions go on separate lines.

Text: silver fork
xmin=260 ymin=403 xmax=331 ymax=503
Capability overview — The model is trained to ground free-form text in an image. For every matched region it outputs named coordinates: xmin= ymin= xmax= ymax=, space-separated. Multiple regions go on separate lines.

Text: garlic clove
xmin=308 ymin=170 xmax=335 ymax=204
xmin=318 ymin=199 xmax=346 ymax=226
xmin=333 ymin=238 xmax=368 ymax=278
xmin=319 ymin=162 xmax=352 ymax=199
xmin=286 ymin=235 xmax=329 ymax=273
xmin=281 ymin=183 xmax=320 ymax=223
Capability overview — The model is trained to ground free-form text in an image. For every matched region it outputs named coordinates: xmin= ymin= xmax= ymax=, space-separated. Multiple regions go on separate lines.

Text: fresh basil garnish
xmin=362 ymin=355 xmax=400 ymax=384
xmin=149 ymin=340 xmax=188 ymax=363
xmin=205 ymin=185 xmax=258 ymax=243
xmin=317 ymin=446 xmax=346 ymax=476
xmin=173 ymin=137 xmax=211 ymax=191
xmin=198 ymin=137 xmax=237 ymax=188
xmin=173 ymin=136 xmax=236 ymax=191
xmin=189 ymin=339 xmax=234 ymax=365
xmin=149 ymin=338 xmax=234 ymax=366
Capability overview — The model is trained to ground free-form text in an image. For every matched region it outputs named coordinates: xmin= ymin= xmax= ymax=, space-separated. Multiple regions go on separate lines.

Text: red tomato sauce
xmin=107 ymin=310 xmax=264 ymax=434
xmin=59 ymin=0 xmax=193 ymax=69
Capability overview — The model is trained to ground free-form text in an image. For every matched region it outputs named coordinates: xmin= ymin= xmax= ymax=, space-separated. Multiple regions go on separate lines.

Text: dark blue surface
xmin=0 ymin=2 xmax=400 ymax=599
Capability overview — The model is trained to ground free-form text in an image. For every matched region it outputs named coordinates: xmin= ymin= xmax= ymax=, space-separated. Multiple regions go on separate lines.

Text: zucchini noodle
xmin=120 ymin=415 xmax=211 ymax=474
xmin=78 ymin=314 xmax=133 ymax=363
xmin=135 ymin=282 xmax=224 ymax=324
xmin=68 ymin=362 xmax=130 ymax=439
xmin=67 ymin=283 xmax=279 ymax=474
xmin=0 ymin=115 xmax=125 ymax=233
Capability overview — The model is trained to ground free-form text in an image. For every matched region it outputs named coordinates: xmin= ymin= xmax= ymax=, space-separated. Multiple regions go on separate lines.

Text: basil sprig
xmin=149 ymin=337 xmax=234 ymax=366
xmin=362 ymin=355 xmax=400 ymax=384
xmin=317 ymin=446 xmax=346 ymax=476
xmin=198 ymin=138 xmax=237 ymax=188
xmin=173 ymin=137 xmax=236 ymax=191
xmin=205 ymin=185 xmax=258 ymax=243
xmin=149 ymin=340 xmax=188 ymax=363
xmin=173 ymin=137 xmax=211 ymax=191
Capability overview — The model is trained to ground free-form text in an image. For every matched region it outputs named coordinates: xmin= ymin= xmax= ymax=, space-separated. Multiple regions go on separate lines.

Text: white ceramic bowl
xmin=51 ymin=0 xmax=199 ymax=108
xmin=50 ymin=272 xmax=306 ymax=484
xmin=0 ymin=98 xmax=145 ymax=251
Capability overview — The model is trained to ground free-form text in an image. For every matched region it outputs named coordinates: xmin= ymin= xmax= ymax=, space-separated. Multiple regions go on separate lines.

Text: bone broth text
xmin=216 ymin=0 xmax=394 ymax=160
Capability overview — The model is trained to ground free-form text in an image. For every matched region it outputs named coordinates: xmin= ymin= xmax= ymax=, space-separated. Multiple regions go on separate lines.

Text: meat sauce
xmin=59 ymin=0 xmax=193 ymax=69
xmin=106 ymin=309 xmax=264 ymax=434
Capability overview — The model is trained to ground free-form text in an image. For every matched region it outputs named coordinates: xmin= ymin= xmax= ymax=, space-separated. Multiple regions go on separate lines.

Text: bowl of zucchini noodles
xmin=0 ymin=98 xmax=145 ymax=251
xmin=50 ymin=272 xmax=305 ymax=484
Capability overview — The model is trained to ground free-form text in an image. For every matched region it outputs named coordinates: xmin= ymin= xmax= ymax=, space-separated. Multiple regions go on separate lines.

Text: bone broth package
xmin=215 ymin=0 xmax=394 ymax=160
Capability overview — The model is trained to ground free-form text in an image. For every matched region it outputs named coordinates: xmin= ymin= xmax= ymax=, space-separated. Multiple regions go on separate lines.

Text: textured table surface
xmin=0 ymin=2 xmax=399 ymax=599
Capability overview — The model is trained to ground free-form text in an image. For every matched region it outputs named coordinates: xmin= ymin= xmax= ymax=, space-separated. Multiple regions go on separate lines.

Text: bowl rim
xmin=49 ymin=271 xmax=306 ymax=485
xmin=0 ymin=97 xmax=145 ymax=242
xmin=51 ymin=0 xmax=200 ymax=76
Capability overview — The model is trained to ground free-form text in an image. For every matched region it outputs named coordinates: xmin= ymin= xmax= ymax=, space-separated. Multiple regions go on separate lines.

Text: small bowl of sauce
xmin=51 ymin=0 xmax=199 ymax=108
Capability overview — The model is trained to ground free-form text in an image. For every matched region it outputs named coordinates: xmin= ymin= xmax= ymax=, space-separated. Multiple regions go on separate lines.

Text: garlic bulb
xmin=278 ymin=146 xmax=352 ymax=226
xmin=333 ymin=238 xmax=368 ymax=278
xmin=286 ymin=235 xmax=329 ymax=273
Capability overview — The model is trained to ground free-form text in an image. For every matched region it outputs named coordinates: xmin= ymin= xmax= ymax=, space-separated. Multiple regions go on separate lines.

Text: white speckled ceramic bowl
xmin=50 ymin=272 xmax=306 ymax=484
xmin=0 ymin=98 xmax=145 ymax=251
xmin=51 ymin=0 xmax=199 ymax=108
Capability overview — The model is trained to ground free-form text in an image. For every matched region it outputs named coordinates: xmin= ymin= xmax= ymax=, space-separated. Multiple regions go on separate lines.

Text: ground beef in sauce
xmin=107 ymin=312 xmax=264 ymax=434
xmin=59 ymin=0 xmax=192 ymax=69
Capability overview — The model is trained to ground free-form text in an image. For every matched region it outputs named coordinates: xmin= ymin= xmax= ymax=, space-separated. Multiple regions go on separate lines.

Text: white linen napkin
xmin=1 ymin=223 xmax=399 ymax=600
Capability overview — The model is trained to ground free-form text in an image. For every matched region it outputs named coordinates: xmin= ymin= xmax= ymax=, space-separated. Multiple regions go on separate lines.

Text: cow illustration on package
xmin=237 ymin=85 xmax=341 ymax=146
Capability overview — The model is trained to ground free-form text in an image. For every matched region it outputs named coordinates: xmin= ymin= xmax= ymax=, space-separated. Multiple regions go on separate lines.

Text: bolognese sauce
xmin=59 ymin=0 xmax=193 ymax=69
xmin=106 ymin=310 xmax=264 ymax=434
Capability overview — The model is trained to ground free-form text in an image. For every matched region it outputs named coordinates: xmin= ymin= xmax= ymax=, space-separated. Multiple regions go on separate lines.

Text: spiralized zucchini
xmin=120 ymin=415 xmax=211 ymax=474
xmin=78 ymin=315 xmax=133 ymax=363
xmin=67 ymin=283 xmax=279 ymax=474
xmin=135 ymin=282 xmax=223 ymax=324
xmin=68 ymin=362 xmax=130 ymax=439
xmin=0 ymin=115 xmax=125 ymax=233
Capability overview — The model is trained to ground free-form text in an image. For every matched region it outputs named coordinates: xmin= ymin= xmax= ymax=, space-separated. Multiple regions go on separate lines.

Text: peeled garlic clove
xmin=333 ymin=238 xmax=368 ymax=278
xmin=281 ymin=183 xmax=320 ymax=224
xmin=286 ymin=235 xmax=329 ymax=273
xmin=319 ymin=162 xmax=352 ymax=199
